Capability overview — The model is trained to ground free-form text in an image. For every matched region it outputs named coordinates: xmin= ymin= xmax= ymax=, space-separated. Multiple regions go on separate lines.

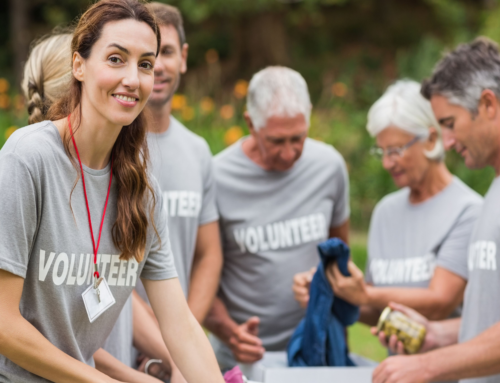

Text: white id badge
xmin=82 ymin=278 xmax=116 ymax=323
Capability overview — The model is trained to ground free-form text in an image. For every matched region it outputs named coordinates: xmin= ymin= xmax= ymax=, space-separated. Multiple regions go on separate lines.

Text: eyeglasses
xmin=370 ymin=136 xmax=421 ymax=160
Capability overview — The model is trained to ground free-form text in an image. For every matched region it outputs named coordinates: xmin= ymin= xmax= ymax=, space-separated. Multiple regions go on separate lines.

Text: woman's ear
xmin=425 ymin=127 xmax=438 ymax=150
xmin=72 ymin=52 xmax=85 ymax=82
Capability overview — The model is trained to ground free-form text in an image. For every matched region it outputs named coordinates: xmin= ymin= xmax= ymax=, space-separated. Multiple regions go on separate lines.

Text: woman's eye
xmin=140 ymin=62 xmax=153 ymax=70
xmin=109 ymin=56 xmax=123 ymax=64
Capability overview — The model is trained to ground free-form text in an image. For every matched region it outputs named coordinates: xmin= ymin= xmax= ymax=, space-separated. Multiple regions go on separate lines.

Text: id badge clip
xmin=82 ymin=265 xmax=115 ymax=323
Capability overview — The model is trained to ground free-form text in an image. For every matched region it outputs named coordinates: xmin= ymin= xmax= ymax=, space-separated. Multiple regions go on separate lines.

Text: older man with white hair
xmin=204 ymin=66 xmax=350 ymax=369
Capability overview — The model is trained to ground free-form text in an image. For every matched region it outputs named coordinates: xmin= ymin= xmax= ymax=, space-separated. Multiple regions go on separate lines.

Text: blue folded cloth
xmin=287 ymin=238 xmax=360 ymax=367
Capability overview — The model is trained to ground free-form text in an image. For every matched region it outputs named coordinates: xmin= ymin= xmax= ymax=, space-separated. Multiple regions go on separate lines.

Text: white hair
xmin=367 ymin=80 xmax=445 ymax=161
xmin=246 ymin=66 xmax=312 ymax=131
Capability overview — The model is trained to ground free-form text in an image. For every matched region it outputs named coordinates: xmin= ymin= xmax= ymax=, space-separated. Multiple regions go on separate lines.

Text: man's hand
xmin=370 ymin=302 xmax=439 ymax=354
xmin=228 ymin=316 xmax=265 ymax=363
xmin=328 ymin=260 xmax=368 ymax=306
xmin=292 ymin=267 xmax=316 ymax=308
xmin=372 ymin=354 xmax=431 ymax=383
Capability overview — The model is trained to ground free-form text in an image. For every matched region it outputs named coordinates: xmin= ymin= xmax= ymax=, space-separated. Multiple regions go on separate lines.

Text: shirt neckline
xmin=47 ymin=120 xmax=112 ymax=177
xmin=236 ymin=136 xmax=305 ymax=175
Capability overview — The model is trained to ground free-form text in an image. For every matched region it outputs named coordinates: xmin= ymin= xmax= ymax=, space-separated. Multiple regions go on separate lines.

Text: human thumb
xmin=246 ymin=316 xmax=260 ymax=335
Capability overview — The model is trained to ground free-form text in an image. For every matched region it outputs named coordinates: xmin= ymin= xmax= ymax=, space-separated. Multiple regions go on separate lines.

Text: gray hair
xmin=421 ymin=37 xmax=500 ymax=113
xmin=246 ymin=66 xmax=311 ymax=131
xmin=367 ymin=80 xmax=445 ymax=161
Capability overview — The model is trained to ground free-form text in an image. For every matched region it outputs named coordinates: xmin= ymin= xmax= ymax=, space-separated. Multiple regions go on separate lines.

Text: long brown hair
xmin=47 ymin=0 xmax=161 ymax=262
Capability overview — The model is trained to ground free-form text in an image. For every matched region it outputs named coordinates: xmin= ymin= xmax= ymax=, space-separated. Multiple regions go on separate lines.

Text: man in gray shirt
xmin=205 ymin=66 xmax=350 ymax=369
xmin=373 ymin=38 xmax=500 ymax=383
xmin=102 ymin=3 xmax=222 ymax=380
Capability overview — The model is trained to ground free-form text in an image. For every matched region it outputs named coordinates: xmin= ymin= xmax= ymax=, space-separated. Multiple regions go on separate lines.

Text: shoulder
xmin=171 ymin=117 xmax=212 ymax=155
xmin=213 ymin=139 xmax=243 ymax=168
xmin=0 ymin=121 xmax=63 ymax=170
xmin=303 ymin=138 xmax=345 ymax=163
xmin=448 ymin=177 xmax=483 ymax=207
xmin=301 ymin=138 xmax=347 ymax=175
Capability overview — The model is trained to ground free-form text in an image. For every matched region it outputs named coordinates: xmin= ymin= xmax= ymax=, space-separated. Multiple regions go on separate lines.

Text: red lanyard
xmin=67 ymin=114 xmax=113 ymax=280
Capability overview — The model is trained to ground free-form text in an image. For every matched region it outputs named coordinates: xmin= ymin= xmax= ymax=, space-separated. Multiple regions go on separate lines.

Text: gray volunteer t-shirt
xmin=214 ymin=137 xmax=350 ymax=350
xmin=365 ymin=177 xmax=482 ymax=288
xmin=0 ymin=121 xmax=177 ymax=383
xmin=459 ymin=176 xmax=500 ymax=383
xmin=104 ymin=115 xmax=218 ymax=364
xmin=147 ymin=116 xmax=219 ymax=294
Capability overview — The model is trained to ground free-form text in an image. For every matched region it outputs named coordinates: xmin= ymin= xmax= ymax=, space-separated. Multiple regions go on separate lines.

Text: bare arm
xmin=420 ymin=320 xmax=500 ymax=381
xmin=94 ymin=348 xmax=162 ymax=383
xmin=188 ymin=221 xmax=223 ymax=323
xmin=330 ymin=263 xmax=466 ymax=320
xmin=359 ymin=304 xmax=381 ymax=326
xmin=0 ymin=270 xmax=118 ymax=383
xmin=143 ymin=277 xmax=224 ymax=383
xmin=329 ymin=220 xmax=350 ymax=245
xmin=204 ymin=297 xmax=239 ymax=343
xmin=131 ymin=291 xmax=176 ymax=376
xmin=365 ymin=267 xmax=466 ymax=319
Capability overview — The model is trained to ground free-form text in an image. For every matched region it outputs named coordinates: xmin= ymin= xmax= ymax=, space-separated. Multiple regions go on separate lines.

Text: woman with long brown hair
xmin=0 ymin=1 xmax=224 ymax=382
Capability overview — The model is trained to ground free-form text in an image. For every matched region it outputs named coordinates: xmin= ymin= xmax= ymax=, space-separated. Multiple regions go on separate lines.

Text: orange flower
xmin=0 ymin=78 xmax=9 ymax=93
xmin=220 ymin=104 xmax=234 ymax=120
xmin=332 ymin=82 xmax=348 ymax=97
xmin=205 ymin=49 xmax=219 ymax=64
xmin=233 ymin=80 xmax=248 ymax=99
xmin=171 ymin=94 xmax=187 ymax=110
xmin=224 ymin=126 xmax=244 ymax=146
xmin=181 ymin=106 xmax=195 ymax=121
xmin=5 ymin=126 xmax=17 ymax=140
xmin=0 ymin=94 xmax=10 ymax=109
xmin=200 ymin=97 xmax=215 ymax=114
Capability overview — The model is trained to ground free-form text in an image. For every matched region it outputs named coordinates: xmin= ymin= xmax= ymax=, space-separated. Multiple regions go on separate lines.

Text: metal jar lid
xmin=377 ymin=306 xmax=392 ymax=333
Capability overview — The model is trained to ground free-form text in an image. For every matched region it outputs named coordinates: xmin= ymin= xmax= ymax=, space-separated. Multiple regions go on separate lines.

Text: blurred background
xmin=2 ymin=0 xmax=500 ymax=360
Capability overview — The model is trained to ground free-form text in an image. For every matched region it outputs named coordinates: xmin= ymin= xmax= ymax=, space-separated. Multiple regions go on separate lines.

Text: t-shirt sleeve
xmin=330 ymin=153 xmax=350 ymax=227
xmin=0 ymin=153 xmax=39 ymax=278
xmin=141 ymin=184 xmax=178 ymax=281
xmin=436 ymin=202 xmax=482 ymax=280
xmin=198 ymin=145 xmax=219 ymax=226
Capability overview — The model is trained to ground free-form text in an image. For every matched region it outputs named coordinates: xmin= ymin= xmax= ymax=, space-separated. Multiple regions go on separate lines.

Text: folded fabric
xmin=287 ymin=237 xmax=360 ymax=367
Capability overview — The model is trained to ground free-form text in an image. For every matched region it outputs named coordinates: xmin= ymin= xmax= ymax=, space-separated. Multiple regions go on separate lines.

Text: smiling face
xmin=73 ymin=19 xmax=157 ymax=127
xmin=248 ymin=113 xmax=308 ymax=171
xmin=148 ymin=24 xmax=187 ymax=108
xmin=430 ymin=93 xmax=499 ymax=169
xmin=376 ymin=127 xmax=431 ymax=189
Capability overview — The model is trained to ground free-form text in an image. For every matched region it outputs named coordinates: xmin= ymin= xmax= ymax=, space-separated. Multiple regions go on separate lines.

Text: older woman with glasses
xmin=293 ymin=80 xmax=483 ymax=327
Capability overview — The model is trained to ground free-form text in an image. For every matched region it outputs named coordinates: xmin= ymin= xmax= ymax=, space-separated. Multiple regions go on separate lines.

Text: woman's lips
xmin=112 ymin=94 xmax=138 ymax=107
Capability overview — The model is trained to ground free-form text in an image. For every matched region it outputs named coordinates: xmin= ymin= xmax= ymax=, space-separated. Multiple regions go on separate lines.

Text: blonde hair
xmin=22 ymin=33 xmax=73 ymax=124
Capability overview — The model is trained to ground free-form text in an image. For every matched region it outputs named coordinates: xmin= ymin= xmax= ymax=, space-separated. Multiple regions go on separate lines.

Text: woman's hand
xmin=370 ymin=302 xmax=439 ymax=355
xmin=292 ymin=267 xmax=316 ymax=308
xmin=327 ymin=260 xmax=369 ymax=305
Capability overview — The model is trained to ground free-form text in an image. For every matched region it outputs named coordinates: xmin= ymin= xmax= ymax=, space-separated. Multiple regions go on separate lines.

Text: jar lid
xmin=376 ymin=306 xmax=392 ymax=333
